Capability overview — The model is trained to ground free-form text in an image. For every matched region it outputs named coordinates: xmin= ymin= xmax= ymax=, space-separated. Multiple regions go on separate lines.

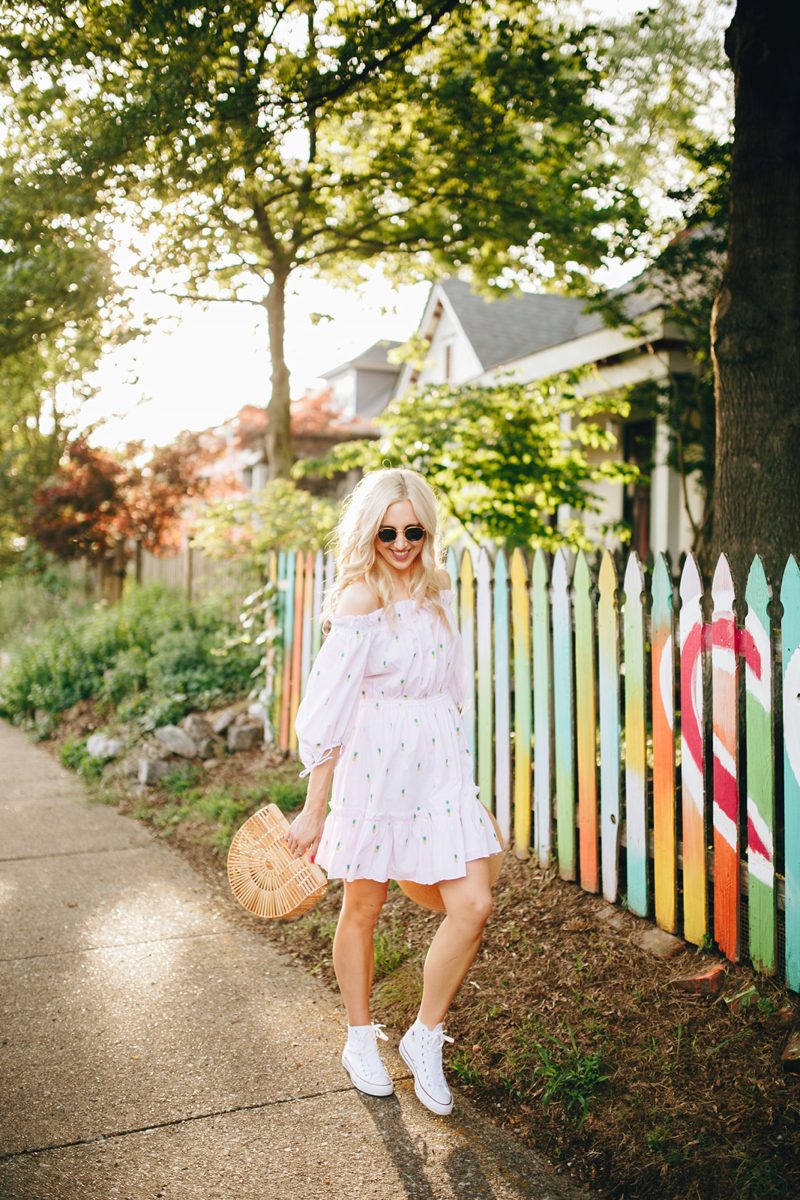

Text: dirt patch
xmin=58 ymin=740 xmax=800 ymax=1200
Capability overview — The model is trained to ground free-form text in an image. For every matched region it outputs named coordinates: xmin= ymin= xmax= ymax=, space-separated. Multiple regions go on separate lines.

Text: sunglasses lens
xmin=377 ymin=526 xmax=426 ymax=544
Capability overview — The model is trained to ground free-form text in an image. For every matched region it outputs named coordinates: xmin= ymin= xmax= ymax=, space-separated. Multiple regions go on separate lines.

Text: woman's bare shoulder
xmin=434 ymin=568 xmax=452 ymax=590
xmin=335 ymin=580 xmax=381 ymax=617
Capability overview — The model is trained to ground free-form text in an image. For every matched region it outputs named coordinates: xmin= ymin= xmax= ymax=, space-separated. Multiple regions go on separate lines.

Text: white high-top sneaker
xmin=399 ymin=1018 xmax=455 ymax=1115
xmin=341 ymin=1022 xmax=394 ymax=1097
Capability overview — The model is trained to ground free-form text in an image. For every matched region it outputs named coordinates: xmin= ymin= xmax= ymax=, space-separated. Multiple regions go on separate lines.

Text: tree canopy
xmin=1 ymin=1 xmax=644 ymax=477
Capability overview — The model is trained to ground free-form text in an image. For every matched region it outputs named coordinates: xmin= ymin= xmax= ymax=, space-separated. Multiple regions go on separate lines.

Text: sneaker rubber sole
xmin=341 ymin=1047 xmax=394 ymax=1097
xmin=399 ymin=1035 xmax=454 ymax=1116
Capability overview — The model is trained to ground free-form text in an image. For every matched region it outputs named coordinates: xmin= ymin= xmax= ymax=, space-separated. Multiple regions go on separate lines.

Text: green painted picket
xmin=274 ymin=544 xmax=800 ymax=991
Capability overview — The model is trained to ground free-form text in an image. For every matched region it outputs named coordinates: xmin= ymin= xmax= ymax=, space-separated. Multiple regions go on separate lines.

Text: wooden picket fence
xmin=266 ymin=546 xmax=800 ymax=992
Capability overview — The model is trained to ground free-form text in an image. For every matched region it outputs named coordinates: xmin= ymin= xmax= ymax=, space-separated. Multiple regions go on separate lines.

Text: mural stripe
xmin=711 ymin=553 xmax=740 ymax=961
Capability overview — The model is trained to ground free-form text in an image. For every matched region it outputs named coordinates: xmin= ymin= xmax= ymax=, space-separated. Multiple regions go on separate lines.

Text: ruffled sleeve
xmin=294 ymin=615 xmax=375 ymax=777
xmin=444 ymin=591 xmax=471 ymax=713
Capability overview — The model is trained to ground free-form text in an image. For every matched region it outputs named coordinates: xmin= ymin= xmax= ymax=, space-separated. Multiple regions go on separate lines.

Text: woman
xmin=287 ymin=468 xmax=500 ymax=1117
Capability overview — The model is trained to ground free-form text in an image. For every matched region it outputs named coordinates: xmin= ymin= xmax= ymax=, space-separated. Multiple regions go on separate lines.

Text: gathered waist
xmin=360 ymin=691 xmax=452 ymax=707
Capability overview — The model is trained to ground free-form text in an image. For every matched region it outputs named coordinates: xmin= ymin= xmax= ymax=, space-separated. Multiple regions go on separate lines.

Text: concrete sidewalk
xmin=0 ymin=721 xmax=585 ymax=1200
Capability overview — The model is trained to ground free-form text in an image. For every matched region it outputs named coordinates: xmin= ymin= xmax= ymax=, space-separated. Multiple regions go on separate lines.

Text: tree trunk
xmin=265 ymin=269 xmax=293 ymax=480
xmin=711 ymin=0 xmax=800 ymax=588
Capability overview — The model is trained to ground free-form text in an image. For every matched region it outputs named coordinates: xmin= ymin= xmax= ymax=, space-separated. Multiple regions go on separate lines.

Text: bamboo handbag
xmin=227 ymin=803 xmax=327 ymax=920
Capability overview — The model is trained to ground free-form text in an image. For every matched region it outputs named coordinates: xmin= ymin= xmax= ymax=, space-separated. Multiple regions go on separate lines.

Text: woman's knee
xmin=341 ymin=884 xmax=387 ymax=930
xmin=449 ymin=889 xmax=493 ymax=931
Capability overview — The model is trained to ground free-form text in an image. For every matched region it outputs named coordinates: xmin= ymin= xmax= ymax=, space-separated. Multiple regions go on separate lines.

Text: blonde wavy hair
xmin=323 ymin=468 xmax=449 ymax=624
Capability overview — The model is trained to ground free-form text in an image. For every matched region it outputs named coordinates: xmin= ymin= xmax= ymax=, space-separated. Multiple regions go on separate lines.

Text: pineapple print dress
xmin=294 ymin=590 xmax=501 ymax=884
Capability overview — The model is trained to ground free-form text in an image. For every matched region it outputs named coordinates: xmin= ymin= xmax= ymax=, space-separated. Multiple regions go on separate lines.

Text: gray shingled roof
xmin=439 ymin=277 xmax=658 ymax=370
xmin=321 ymin=339 xmax=401 ymax=377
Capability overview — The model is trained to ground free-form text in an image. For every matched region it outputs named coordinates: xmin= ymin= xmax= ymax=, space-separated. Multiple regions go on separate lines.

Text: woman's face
xmin=374 ymin=499 xmax=425 ymax=573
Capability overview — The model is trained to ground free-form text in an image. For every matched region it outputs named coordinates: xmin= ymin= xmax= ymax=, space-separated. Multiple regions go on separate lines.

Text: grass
xmin=137 ymin=766 xmax=307 ymax=853
xmin=498 ymin=1019 xmax=609 ymax=1127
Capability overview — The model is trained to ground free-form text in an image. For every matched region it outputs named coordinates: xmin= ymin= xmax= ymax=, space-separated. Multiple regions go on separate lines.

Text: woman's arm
xmin=285 ymin=749 xmax=340 ymax=857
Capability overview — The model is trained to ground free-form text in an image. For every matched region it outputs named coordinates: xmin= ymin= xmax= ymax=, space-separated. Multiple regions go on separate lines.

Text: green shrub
xmin=0 ymin=583 xmax=262 ymax=727
xmin=59 ymin=737 xmax=105 ymax=781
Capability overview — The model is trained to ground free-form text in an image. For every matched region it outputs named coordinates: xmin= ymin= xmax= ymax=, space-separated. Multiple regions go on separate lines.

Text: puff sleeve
xmin=445 ymin=594 xmax=472 ymax=714
xmin=294 ymin=616 xmax=375 ymax=777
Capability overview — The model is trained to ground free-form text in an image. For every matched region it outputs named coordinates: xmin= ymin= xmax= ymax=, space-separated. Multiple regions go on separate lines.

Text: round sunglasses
xmin=377 ymin=525 xmax=426 ymax=544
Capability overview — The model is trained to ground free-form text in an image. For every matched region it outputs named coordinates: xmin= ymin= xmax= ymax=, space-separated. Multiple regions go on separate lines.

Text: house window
xmin=443 ymin=342 xmax=454 ymax=382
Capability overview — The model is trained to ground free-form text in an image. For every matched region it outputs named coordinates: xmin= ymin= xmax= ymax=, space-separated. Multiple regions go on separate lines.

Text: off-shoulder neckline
xmin=329 ymin=588 xmax=453 ymax=628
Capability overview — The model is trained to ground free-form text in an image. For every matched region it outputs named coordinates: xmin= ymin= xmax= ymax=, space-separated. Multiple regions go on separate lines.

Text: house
xmin=390 ymin=277 xmax=701 ymax=563
xmin=320 ymin=339 xmax=402 ymax=421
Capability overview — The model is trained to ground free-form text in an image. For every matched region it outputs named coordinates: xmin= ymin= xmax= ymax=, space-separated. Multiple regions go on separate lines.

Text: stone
xmin=670 ymin=962 xmax=726 ymax=996
xmin=138 ymin=758 xmax=174 ymax=786
xmin=183 ymin=714 xmax=214 ymax=741
xmin=211 ymin=702 xmax=248 ymax=735
xmin=154 ymin=725 xmax=198 ymax=758
xmin=227 ymin=722 xmax=263 ymax=752
xmin=203 ymin=758 xmax=224 ymax=771
xmin=637 ymin=926 xmax=684 ymax=960
xmin=195 ymin=736 xmax=217 ymax=759
xmin=596 ymin=903 xmax=627 ymax=933
xmin=781 ymin=1031 xmax=800 ymax=1073
xmin=86 ymin=733 xmax=126 ymax=761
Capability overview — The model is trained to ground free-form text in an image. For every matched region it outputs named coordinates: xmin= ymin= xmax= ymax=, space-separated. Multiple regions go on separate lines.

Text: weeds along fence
xmin=267 ymin=546 xmax=800 ymax=992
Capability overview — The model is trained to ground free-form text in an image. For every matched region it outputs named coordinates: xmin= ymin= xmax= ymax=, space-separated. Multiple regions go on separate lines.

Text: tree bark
xmin=711 ymin=0 xmax=800 ymax=588
xmin=265 ymin=269 xmax=293 ymax=480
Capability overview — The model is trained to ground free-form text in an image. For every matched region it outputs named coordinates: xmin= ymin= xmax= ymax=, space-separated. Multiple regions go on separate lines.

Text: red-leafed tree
xmin=31 ymin=433 xmax=221 ymax=591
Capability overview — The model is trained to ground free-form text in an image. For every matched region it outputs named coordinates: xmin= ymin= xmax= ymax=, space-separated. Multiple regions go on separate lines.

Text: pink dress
xmin=294 ymin=589 xmax=501 ymax=884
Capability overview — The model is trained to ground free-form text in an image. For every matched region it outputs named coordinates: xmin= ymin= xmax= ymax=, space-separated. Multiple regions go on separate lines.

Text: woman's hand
xmin=285 ymin=805 xmax=326 ymax=859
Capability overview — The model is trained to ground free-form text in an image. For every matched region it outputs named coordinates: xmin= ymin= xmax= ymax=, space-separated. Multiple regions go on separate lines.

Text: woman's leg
xmin=333 ymin=878 xmax=389 ymax=1026
xmin=417 ymin=857 xmax=493 ymax=1029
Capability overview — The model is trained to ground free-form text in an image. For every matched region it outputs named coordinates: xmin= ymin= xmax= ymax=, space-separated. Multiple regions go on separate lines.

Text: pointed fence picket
xmin=680 ymin=554 xmax=707 ymax=947
xmin=532 ymin=549 xmax=552 ymax=870
xmin=459 ymin=550 xmax=476 ymax=759
xmin=651 ymin=555 xmax=677 ymax=933
xmin=745 ymin=556 xmax=776 ymax=974
xmin=574 ymin=551 xmax=599 ymax=893
xmin=476 ymin=549 xmax=494 ymax=811
xmin=622 ymin=553 xmax=648 ymax=917
xmin=510 ymin=549 xmax=532 ymax=858
xmin=782 ymin=557 xmax=800 ymax=992
xmin=597 ymin=552 xmax=621 ymax=904
xmin=273 ymin=542 xmax=800 ymax=991
xmin=552 ymin=550 xmax=576 ymax=881
xmin=493 ymin=550 xmax=512 ymax=845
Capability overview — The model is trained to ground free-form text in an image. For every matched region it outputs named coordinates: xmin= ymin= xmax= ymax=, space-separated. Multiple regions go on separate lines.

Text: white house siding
xmin=412 ymin=303 xmax=483 ymax=389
